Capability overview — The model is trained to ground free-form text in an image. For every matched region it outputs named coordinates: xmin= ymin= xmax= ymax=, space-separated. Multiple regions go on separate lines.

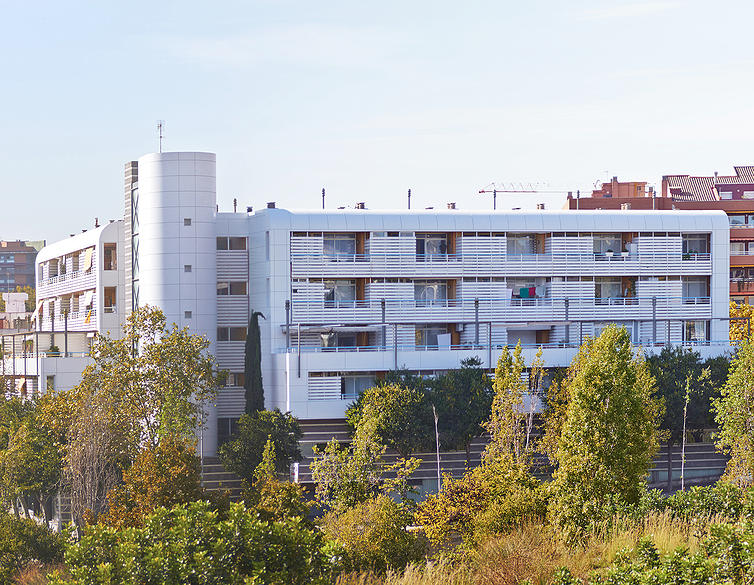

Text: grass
xmin=346 ymin=512 xmax=718 ymax=585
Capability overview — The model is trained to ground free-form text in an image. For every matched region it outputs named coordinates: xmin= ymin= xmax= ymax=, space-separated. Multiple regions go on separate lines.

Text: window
xmin=184 ymin=265 xmax=192 ymax=273
xmin=682 ymin=277 xmax=709 ymax=303
xmin=225 ymin=373 xmax=246 ymax=387
xmin=414 ymin=281 xmax=448 ymax=307
xmin=184 ymin=218 xmax=192 ymax=226
xmin=324 ymin=233 xmax=356 ymax=261
xmin=217 ymin=236 xmax=246 ymax=250
xmin=217 ymin=281 xmax=247 ymax=295
xmin=720 ymin=191 xmax=733 ymax=200
xmin=324 ymin=280 xmax=356 ymax=307
xmin=730 ymin=215 xmax=747 ymax=227
xmin=217 ymin=417 xmax=239 ymax=446
xmin=342 ymin=375 xmax=375 ymax=399
xmin=507 ymin=234 xmax=537 ymax=255
xmin=320 ymin=331 xmax=357 ymax=349
xmin=104 ymin=287 xmax=116 ymax=313
xmin=184 ymin=311 xmax=192 ymax=319
xmin=217 ymin=327 xmax=247 ymax=341
xmin=684 ymin=320 xmax=709 ymax=342
xmin=46 ymin=376 xmax=54 ymax=392
xmin=732 ymin=242 xmax=747 ymax=255
xmin=593 ymin=233 xmax=622 ymax=255
xmin=595 ymin=278 xmax=622 ymax=304
xmin=416 ymin=324 xmax=450 ymax=348
xmin=103 ymin=244 xmax=117 ymax=270
xmin=682 ymin=234 xmax=709 ymax=255
xmin=416 ymin=233 xmax=448 ymax=261
xmin=731 ymin=267 xmax=746 ymax=279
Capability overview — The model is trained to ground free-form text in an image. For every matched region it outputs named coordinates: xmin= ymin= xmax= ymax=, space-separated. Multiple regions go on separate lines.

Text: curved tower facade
xmin=136 ymin=152 xmax=218 ymax=455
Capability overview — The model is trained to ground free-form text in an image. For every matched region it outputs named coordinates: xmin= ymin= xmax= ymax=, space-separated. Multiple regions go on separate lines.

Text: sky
xmin=2 ymin=0 xmax=754 ymax=242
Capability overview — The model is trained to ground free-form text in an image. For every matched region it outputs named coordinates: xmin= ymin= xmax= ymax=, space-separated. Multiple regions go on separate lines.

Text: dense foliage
xmin=0 ymin=513 xmax=64 ymax=585
xmin=219 ymin=408 xmax=302 ymax=483
xmin=49 ymin=501 xmax=329 ymax=585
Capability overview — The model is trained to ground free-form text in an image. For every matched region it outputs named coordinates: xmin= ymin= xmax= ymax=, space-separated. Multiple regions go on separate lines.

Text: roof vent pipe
xmin=447 ymin=202 xmax=456 ymax=210
xmin=536 ymin=203 xmax=545 ymax=210
xmin=267 ymin=202 xmax=276 ymax=209
xmin=355 ymin=202 xmax=366 ymax=209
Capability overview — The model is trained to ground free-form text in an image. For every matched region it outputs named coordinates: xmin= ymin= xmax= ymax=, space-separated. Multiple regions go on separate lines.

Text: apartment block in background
xmin=565 ymin=168 xmax=754 ymax=304
xmin=0 ymin=240 xmax=44 ymax=293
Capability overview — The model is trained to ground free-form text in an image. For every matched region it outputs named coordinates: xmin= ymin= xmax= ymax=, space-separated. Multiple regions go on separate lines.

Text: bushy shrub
xmin=0 ymin=514 xmax=64 ymax=585
xmin=663 ymin=483 xmax=747 ymax=521
xmin=49 ymin=501 xmax=328 ymax=585
xmin=320 ymin=494 xmax=427 ymax=574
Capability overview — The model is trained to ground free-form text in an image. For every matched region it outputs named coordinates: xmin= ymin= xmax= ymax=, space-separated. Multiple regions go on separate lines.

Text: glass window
xmin=730 ymin=215 xmax=746 ymax=226
xmin=731 ymin=242 xmax=747 ymax=255
xmin=415 ymin=324 xmax=449 ymax=348
xmin=684 ymin=320 xmax=709 ymax=342
xmin=682 ymin=277 xmax=709 ymax=303
xmin=324 ymin=234 xmax=356 ymax=261
xmin=342 ymin=375 xmax=375 ymax=400
xmin=731 ymin=268 xmax=746 ymax=279
xmin=416 ymin=233 xmax=448 ymax=261
xmin=217 ymin=327 xmax=229 ymax=341
xmin=414 ymin=281 xmax=448 ymax=306
xmin=595 ymin=278 xmax=622 ymax=303
xmin=324 ymin=280 xmax=356 ymax=307
xmin=217 ymin=282 xmax=247 ymax=295
xmin=593 ymin=233 xmax=622 ymax=255
xmin=230 ymin=327 xmax=247 ymax=341
xmin=507 ymin=234 xmax=536 ymax=255
xmin=229 ymin=237 xmax=247 ymax=250
xmin=216 ymin=237 xmax=229 ymax=250
xmin=321 ymin=331 xmax=357 ymax=349
xmin=682 ymin=234 xmax=708 ymax=255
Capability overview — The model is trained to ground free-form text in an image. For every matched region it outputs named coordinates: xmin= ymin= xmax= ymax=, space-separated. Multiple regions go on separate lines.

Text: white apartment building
xmin=16 ymin=151 xmax=732 ymax=457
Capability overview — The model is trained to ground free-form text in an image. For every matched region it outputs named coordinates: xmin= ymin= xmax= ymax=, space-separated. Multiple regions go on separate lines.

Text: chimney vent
xmin=246 ymin=206 xmax=253 ymax=213
xmin=355 ymin=202 xmax=366 ymax=209
xmin=95 ymin=217 xmax=100 ymax=228
xmin=447 ymin=202 xmax=456 ymax=210
xmin=536 ymin=203 xmax=545 ymax=210
xmin=267 ymin=201 xmax=276 ymax=209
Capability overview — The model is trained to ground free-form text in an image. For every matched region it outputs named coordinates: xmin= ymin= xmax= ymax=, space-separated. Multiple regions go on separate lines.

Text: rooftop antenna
xmin=408 ymin=188 xmax=411 ymax=210
xmin=322 ymin=187 xmax=325 ymax=209
xmin=157 ymin=120 xmax=165 ymax=153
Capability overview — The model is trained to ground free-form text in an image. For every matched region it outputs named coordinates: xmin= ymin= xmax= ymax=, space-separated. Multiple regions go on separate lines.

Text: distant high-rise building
xmin=0 ymin=240 xmax=45 ymax=293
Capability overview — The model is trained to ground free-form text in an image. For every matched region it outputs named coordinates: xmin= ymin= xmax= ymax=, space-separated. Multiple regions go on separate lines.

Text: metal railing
xmin=292 ymin=251 xmax=712 ymax=263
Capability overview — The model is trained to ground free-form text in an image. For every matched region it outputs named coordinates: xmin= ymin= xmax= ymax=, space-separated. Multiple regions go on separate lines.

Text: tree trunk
xmin=666 ymin=440 xmax=674 ymax=490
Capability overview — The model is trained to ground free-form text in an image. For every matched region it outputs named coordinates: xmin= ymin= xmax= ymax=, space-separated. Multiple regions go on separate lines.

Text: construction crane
xmin=478 ymin=182 xmax=577 ymax=210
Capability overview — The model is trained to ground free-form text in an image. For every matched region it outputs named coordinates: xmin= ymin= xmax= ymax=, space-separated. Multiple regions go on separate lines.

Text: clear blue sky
xmin=2 ymin=1 xmax=753 ymax=242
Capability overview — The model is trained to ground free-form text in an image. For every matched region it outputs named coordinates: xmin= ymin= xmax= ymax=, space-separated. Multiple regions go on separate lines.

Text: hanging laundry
xmin=519 ymin=287 xmax=529 ymax=298
xmin=529 ymin=286 xmax=536 ymax=297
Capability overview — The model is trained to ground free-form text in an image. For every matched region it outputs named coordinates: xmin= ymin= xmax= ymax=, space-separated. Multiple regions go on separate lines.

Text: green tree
xmin=647 ymin=346 xmax=727 ymax=488
xmin=0 ymin=397 xmax=61 ymax=522
xmin=219 ymin=409 xmax=302 ymax=484
xmin=714 ymin=338 xmax=754 ymax=484
xmin=730 ymin=300 xmax=754 ymax=341
xmin=50 ymin=306 xmax=221 ymax=524
xmin=49 ymin=501 xmax=329 ymax=585
xmin=549 ymin=325 xmax=662 ymax=543
xmin=429 ymin=356 xmax=493 ymax=465
xmin=244 ymin=438 xmax=311 ymax=524
xmin=0 ymin=513 xmax=64 ymax=585
xmin=346 ymin=382 xmax=432 ymax=458
xmin=244 ymin=310 xmax=265 ymax=413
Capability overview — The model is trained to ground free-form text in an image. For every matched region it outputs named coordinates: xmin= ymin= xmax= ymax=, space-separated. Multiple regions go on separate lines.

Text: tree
xmin=483 ymin=342 xmax=532 ymax=467
xmin=714 ymin=338 xmax=754 ymax=484
xmin=647 ymin=347 xmax=727 ymax=489
xmin=48 ymin=305 xmax=221 ymax=525
xmin=0 ymin=397 xmax=61 ymax=521
xmin=730 ymin=300 xmax=754 ymax=341
xmin=346 ymin=383 xmax=433 ymax=458
xmin=219 ymin=409 xmax=302 ymax=484
xmin=49 ymin=501 xmax=329 ymax=585
xmin=244 ymin=310 xmax=265 ymax=413
xmin=549 ymin=325 xmax=662 ymax=543
xmin=243 ymin=438 xmax=311 ymax=524
xmin=429 ymin=356 xmax=493 ymax=466
xmin=102 ymin=434 xmax=204 ymax=529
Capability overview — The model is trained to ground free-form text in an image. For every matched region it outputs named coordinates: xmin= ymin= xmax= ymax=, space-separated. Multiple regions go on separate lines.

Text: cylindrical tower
xmin=136 ymin=152 xmax=218 ymax=456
